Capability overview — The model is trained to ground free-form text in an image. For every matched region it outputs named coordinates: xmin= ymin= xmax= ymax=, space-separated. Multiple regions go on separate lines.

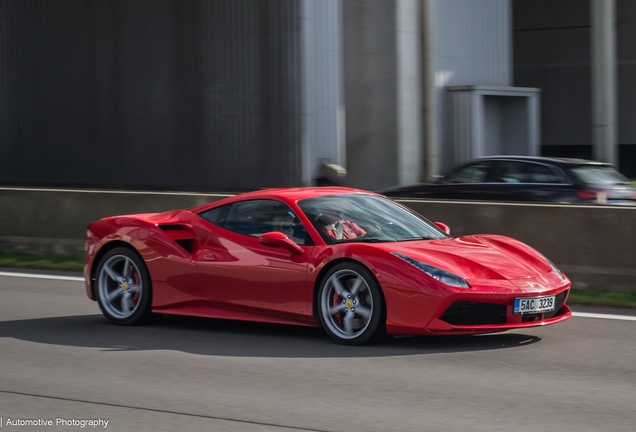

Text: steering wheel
xmin=365 ymin=221 xmax=396 ymax=237
xmin=375 ymin=222 xmax=396 ymax=231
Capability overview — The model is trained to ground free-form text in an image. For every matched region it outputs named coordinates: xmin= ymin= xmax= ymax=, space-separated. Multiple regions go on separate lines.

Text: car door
xmin=487 ymin=161 xmax=570 ymax=202
xmin=484 ymin=161 xmax=529 ymax=201
xmin=520 ymin=162 xmax=571 ymax=202
xmin=193 ymin=199 xmax=315 ymax=323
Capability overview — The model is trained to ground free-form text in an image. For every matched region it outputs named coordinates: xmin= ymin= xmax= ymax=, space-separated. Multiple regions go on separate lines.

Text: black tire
xmin=317 ymin=262 xmax=385 ymax=345
xmin=95 ymin=246 xmax=153 ymax=325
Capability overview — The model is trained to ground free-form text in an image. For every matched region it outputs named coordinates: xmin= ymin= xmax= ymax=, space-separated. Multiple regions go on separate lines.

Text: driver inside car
xmin=273 ymin=213 xmax=296 ymax=238
xmin=319 ymin=209 xmax=368 ymax=240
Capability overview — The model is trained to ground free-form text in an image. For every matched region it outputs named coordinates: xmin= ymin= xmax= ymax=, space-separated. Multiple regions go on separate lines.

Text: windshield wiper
xmin=397 ymin=236 xmax=435 ymax=242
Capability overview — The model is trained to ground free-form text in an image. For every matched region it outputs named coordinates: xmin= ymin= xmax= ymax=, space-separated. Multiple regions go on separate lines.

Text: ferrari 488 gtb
xmin=84 ymin=188 xmax=571 ymax=345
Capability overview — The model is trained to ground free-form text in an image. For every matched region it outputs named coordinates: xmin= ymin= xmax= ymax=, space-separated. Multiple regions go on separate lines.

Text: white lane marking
xmin=572 ymin=312 xmax=636 ymax=322
xmin=0 ymin=271 xmax=84 ymax=282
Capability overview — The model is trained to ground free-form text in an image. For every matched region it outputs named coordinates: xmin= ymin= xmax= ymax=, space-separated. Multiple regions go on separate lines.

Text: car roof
xmin=190 ymin=187 xmax=375 ymax=213
xmin=475 ymin=155 xmax=613 ymax=167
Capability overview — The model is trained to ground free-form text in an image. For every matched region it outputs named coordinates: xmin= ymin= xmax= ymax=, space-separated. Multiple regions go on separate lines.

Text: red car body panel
xmin=85 ymin=187 xmax=571 ymax=335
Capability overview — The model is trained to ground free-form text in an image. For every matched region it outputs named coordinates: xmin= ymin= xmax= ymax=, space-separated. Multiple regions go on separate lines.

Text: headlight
xmin=543 ymin=255 xmax=564 ymax=280
xmin=391 ymin=252 xmax=470 ymax=288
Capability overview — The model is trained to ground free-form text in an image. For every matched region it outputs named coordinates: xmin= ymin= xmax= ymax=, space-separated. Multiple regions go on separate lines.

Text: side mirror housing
xmin=434 ymin=222 xmax=451 ymax=235
xmin=259 ymin=232 xmax=304 ymax=255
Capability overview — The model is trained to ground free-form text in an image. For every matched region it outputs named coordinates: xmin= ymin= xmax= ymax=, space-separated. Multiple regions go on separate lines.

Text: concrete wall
xmin=342 ymin=0 xmax=423 ymax=190
xmin=1 ymin=187 xmax=634 ymax=290
xmin=616 ymin=0 xmax=636 ymax=177
xmin=513 ymin=0 xmax=592 ymax=148
xmin=342 ymin=0 xmax=400 ymax=190
xmin=396 ymin=0 xmax=423 ymax=186
xmin=617 ymin=0 xmax=636 ymax=145
xmin=0 ymin=187 xmax=230 ymax=256
xmin=513 ymin=0 xmax=636 ymax=178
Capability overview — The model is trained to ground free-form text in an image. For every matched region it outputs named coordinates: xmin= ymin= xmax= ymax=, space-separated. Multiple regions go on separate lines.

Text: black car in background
xmin=382 ymin=156 xmax=636 ymax=205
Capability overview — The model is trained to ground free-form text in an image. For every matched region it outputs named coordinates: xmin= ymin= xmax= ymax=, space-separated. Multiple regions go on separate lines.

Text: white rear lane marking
xmin=0 ymin=271 xmax=84 ymax=282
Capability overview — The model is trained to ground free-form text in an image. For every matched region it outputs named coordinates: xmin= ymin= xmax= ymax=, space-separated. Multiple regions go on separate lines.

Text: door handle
xmin=203 ymin=254 xmax=216 ymax=261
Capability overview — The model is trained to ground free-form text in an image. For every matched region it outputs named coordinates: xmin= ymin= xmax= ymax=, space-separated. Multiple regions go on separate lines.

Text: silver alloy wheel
xmin=321 ymin=269 xmax=373 ymax=340
xmin=98 ymin=254 xmax=143 ymax=319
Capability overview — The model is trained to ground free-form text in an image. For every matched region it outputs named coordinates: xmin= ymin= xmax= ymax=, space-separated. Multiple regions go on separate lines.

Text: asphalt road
xmin=1 ymin=272 xmax=635 ymax=432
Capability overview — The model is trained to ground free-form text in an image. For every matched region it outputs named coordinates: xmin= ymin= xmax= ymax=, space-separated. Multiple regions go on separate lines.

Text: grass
xmin=567 ymin=289 xmax=636 ymax=309
xmin=630 ymin=180 xmax=636 ymax=188
xmin=0 ymin=251 xmax=84 ymax=272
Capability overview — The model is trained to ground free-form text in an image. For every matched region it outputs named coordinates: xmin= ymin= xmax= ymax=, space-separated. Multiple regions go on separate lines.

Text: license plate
xmin=514 ymin=295 xmax=556 ymax=314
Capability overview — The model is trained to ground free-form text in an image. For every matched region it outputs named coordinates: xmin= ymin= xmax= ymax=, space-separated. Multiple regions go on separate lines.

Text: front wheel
xmin=96 ymin=247 xmax=152 ymax=325
xmin=318 ymin=262 xmax=385 ymax=345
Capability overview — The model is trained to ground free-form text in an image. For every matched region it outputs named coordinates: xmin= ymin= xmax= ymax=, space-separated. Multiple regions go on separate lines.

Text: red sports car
xmin=84 ymin=187 xmax=571 ymax=345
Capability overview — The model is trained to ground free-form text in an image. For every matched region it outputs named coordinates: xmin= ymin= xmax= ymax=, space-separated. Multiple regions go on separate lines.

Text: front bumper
xmin=427 ymin=302 xmax=571 ymax=334
xmin=384 ymin=275 xmax=571 ymax=336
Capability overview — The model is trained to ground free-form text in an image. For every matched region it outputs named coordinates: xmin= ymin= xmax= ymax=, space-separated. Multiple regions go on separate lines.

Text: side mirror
xmin=434 ymin=222 xmax=451 ymax=235
xmin=259 ymin=232 xmax=304 ymax=255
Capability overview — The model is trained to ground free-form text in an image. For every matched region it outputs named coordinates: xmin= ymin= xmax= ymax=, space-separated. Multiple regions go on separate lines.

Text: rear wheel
xmin=318 ymin=262 xmax=385 ymax=345
xmin=96 ymin=247 xmax=152 ymax=325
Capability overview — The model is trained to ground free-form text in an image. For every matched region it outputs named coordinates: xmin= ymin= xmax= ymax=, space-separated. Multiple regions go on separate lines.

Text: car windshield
xmin=297 ymin=193 xmax=449 ymax=244
xmin=570 ymin=166 xmax=630 ymax=185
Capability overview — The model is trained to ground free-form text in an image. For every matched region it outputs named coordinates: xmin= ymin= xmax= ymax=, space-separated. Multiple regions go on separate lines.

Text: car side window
xmin=524 ymin=164 xmax=561 ymax=184
xmin=441 ymin=162 xmax=493 ymax=184
xmin=490 ymin=162 xmax=562 ymax=184
xmin=223 ymin=200 xmax=312 ymax=246
xmin=489 ymin=161 xmax=527 ymax=183
xmin=198 ymin=204 xmax=231 ymax=227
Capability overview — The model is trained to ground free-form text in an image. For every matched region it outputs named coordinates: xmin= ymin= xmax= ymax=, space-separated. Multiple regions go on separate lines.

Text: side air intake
xmin=157 ymin=224 xmax=197 ymax=254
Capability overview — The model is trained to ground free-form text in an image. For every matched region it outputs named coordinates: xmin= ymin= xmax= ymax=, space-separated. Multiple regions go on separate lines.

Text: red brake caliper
xmin=131 ymin=268 xmax=141 ymax=305
xmin=333 ymin=292 xmax=343 ymax=326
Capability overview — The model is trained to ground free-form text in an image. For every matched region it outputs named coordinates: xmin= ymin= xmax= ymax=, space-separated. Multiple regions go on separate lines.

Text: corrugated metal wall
xmin=0 ymin=0 xmax=302 ymax=190
xmin=445 ymin=90 xmax=475 ymax=164
xmin=433 ymin=0 xmax=512 ymax=169
xmin=434 ymin=0 xmax=511 ymax=88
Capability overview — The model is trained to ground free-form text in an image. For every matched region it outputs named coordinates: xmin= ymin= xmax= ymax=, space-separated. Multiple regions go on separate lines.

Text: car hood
xmin=380 ymin=235 xmax=553 ymax=281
